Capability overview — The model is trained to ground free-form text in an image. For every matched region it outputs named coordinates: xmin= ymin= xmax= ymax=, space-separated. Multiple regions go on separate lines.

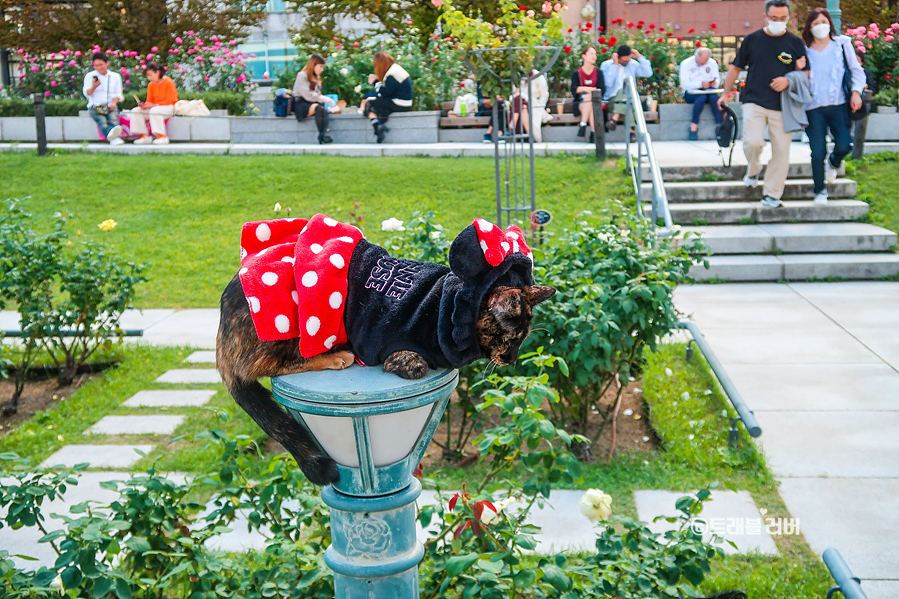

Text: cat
xmin=216 ymin=216 xmax=554 ymax=485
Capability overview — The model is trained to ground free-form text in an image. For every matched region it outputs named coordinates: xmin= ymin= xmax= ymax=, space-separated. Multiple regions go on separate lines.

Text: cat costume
xmin=238 ymin=213 xmax=535 ymax=369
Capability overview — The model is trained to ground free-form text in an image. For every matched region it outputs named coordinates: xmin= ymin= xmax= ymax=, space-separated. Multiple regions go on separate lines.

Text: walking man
xmin=719 ymin=0 xmax=809 ymax=208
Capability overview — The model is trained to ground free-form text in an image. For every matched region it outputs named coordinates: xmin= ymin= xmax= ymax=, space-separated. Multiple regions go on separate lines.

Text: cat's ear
xmin=488 ymin=286 xmax=523 ymax=317
xmin=526 ymin=285 xmax=555 ymax=307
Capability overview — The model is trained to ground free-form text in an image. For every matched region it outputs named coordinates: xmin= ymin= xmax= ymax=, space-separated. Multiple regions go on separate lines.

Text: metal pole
xmin=33 ymin=93 xmax=48 ymax=156
xmin=851 ymin=90 xmax=872 ymax=160
xmin=823 ymin=548 xmax=868 ymax=599
xmin=0 ymin=48 xmax=11 ymax=87
xmin=591 ymin=89 xmax=606 ymax=159
xmin=494 ymin=100 xmax=502 ymax=226
xmin=827 ymin=0 xmax=842 ymax=31
xmin=526 ymin=74 xmax=536 ymax=219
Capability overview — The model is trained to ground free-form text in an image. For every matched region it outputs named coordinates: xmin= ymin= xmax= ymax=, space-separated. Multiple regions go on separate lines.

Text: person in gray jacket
xmin=781 ymin=70 xmax=812 ymax=133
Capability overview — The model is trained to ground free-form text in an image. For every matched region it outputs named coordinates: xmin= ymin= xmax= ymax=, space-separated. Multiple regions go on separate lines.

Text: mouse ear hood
xmin=448 ymin=218 xmax=533 ymax=281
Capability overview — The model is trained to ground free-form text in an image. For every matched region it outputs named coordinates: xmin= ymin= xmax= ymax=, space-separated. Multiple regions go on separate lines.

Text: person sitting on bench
xmin=293 ymin=54 xmax=336 ymax=144
xmin=600 ymin=44 xmax=652 ymax=143
xmin=679 ymin=47 xmax=722 ymax=140
xmin=131 ymin=62 xmax=178 ymax=145
xmin=360 ymin=51 xmax=413 ymax=143
xmin=570 ymin=45 xmax=604 ymax=143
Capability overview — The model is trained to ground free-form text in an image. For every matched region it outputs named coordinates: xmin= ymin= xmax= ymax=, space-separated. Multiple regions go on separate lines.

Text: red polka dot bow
xmin=472 ymin=218 xmax=532 ymax=267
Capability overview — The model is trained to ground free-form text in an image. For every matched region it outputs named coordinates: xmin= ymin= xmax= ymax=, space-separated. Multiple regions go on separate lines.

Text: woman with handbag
xmin=801 ymin=8 xmax=866 ymax=205
xmin=130 ymin=63 xmax=178 ymax=145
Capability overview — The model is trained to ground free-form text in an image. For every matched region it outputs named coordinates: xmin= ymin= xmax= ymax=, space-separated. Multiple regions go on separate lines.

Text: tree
xmin=0 ymin=0 xmax=268 ymax=54
xmin=290 ymin=0 xmax=548 ymax=52
xmin=791 ymin=0 xmax=899 ymax=31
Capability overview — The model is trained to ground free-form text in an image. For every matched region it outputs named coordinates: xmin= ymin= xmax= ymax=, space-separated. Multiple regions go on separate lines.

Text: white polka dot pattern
xmin=472 ymin=219 xmax=533 ymax=267
xmin=237 ymin=214 xmax=364 ymax=358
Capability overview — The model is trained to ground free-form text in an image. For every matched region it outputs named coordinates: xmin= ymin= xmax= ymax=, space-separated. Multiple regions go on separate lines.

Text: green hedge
xmin=0 ymin=91 xmax=248 ymax=117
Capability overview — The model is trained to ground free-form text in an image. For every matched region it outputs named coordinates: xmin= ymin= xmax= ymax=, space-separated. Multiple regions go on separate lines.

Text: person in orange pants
xmin=130 ymin=62 xmax=179 ymax=145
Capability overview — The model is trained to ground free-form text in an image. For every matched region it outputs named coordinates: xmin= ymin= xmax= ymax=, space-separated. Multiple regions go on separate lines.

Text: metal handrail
xmin=823 ymin=548 xmax=868 ymax=599
xmin=622 ymin=76 xmax=674 ymax=237
xmin=679 ymin=321 xmax=762 ymax=447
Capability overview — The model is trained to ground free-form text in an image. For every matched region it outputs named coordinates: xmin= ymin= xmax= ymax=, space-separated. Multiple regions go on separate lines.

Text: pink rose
xmin=31 ymin=65 xmax=38 ymax=72
xmin=204 ymin=76 xmax=210 ymax=81
xmin=353 ymin=42 xmax=359 ymax=47
xmin=69 ymin=60 xmax=77 ymax=67
xmin=230 ymin=40 xmax=237 ymax=46
xmin=50 ymin=80 xmax=57 ymax=87
xmin=16 ymin=49 xmax=24 ymax=54
xmin=236 ymin=74 xmax=246 ymax=82
xmin=44 ymin=91 xmax=51 ymax=97
xmin=432 ymin=0 xmax=442 ymax=6
xmin=147 ymin=53 xmax=154 ymax=59
xmin=188 ymin=48 xmax=196 ymax=54
xmin=187 ymin=30 xmax=195 ymax=36
xmin=74 ymin=51 xmax=82 ymax=57
xmin=151 ymin=46 xmax=159 ymax=52
xmin=215 ymin=57 xmax=223 ymax=63
xmin=250 ymin=53 xmax=256 ymax=57
xmin=56 ymin=61 xmax=63 ymax=68
xmin=886 ymin=35 xmax=895 ymax=41
xmin=542 ymin=1 xmax=552 ymax=14
xmin=175 ymin=37 xmax=183 ymax=44
xmin=526 ymin=9 xmax=535 ymax=16
xmin=554 ymin=2 xmax=561 ymax=10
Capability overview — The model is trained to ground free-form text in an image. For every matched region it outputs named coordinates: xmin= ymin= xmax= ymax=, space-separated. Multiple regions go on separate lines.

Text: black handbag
xmin=842 ymin=41 xmax=868 ymax=121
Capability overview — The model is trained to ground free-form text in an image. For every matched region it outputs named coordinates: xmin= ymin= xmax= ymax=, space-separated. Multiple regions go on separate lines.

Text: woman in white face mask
xmin=801 ymin=7 xmax=866 ymax=205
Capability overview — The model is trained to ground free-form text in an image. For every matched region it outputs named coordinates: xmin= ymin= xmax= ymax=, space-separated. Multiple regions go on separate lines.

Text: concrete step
xmin=642 ymin=163 xmax=843 ymax=182
xmin=691 ymin=253 xmax=899 ymax=282
xmin=656 ymin=200 xmax=870 ymax=225
xmin=682 ymin=223 xmax=898 ymax=255
xmin=647 ymin=178 xmax=857 ymax=202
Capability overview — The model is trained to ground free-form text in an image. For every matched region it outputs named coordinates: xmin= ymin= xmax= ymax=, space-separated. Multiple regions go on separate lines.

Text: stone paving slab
xmin=754 ymin=411 xmax=899 ymax=478
xmin=155 ymin=369 xmax=222 ymax=384
xmin=725 ymin=364 xmax=899 ymax=411
xmin=87 ymin=415 xmax=186 ymax=435
xmin=634 ymin=490 xmax=778 ymax=555
xmin=40 ymin=444 xmax=154 ymax=468
xmin=698 ymin=329 xmax=883 ymax=365
xmin=140 ymin=309 xmax=220 ymax=349
xmin=0 ymin=472 xmax=186 ymax=567
xmin=778 ymin=478 xmax=899 ymax=580
xmin=677 ymin=302 xmax=841 ymax=331
xmin=123 ymin=390 xmax=216 ymax=407
xmin=843 ymin=327 xmax=899 ymax=366
xmin=790 ymin=281 xmax=899 ymax=301
xmin=796 ymin=299 xmax=899 ymax=330
xmin=863 ymin=581 xmax=899 ymax=599
xmin=184 ymin=351 xmax=217 ymax=363
xmin=116 ymin=309 xmax=177 ymax=332
xmin=673 ymin=282 xmax=800 ymax=305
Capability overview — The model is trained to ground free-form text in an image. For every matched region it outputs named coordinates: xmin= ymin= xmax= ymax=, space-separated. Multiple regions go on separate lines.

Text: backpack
xmin=716 ymin=104 xmax=739 ymax=167
xmin=716 ymin=104 xmax=738 ymax=148
xmin=273 ymin=88 xmax=291 ymax=118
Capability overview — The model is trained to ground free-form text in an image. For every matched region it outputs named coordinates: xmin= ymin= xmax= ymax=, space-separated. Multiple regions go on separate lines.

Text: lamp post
xmin=272 ymin=365 xmax=458 ymax=599
xmin=827 ymin=0 xmax=842 ymax=31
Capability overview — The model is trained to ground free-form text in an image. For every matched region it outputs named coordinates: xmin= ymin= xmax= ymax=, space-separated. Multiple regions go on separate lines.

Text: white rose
xmin=381 ymin=217 xmax=406 ymax=232
xmin=50 ymin=574 xmax=65 ymax=595
xmin=340 ymin=67 xmax=349 ymax=76
xmin=354 ymin=84 xmax=362 ymax=93
xmin=430 ymin=231 xmax=442 ymax=241
xmin=274 ymin=202 xmax=282 ymax=212
xmin=480 ymin=496 xmax=518 ymax=525
xmin=579 ymin=488 xmax=612 ymax=523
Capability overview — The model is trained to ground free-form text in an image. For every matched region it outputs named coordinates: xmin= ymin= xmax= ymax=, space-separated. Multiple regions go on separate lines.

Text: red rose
xmin=688 ymin=28 xmax=695 ymax=34
xmin=601 ymin=48 xmax=608 ymax=53
xmin=677 ymin=37 xmax=682 ymax=40
xmin=519 ymin=5 xmax=526 ymax=9
xmin=638 ymin=19 xmax=645 ymax=24
xmin=598 ymin=36 xmax=606 ymax=43
xmin=657 ymin=37 xmax=663 ymax=42
xmin=667 ymin=32 xmax=673 ymax=36
xmin=710 ymin=22 xmax=717 ymax=28
xmin=585 ymin=21 xmax=593 ymax=28
xmin=887 ymin=75 xmax=893 ymax=79
xmin=695 ymin=41 xmax=702 ymax=47
xmin=636 ymin=23 xmax=643 ymax=29
xmin=564 ymin=45 xmax=571 ymax=53
xmin=568 ymin=27 xmax=573 ymax=32
xmin=627 ymin=21 xmax=634 ymax=27
xmin=659 ymin=27 xmax=665 ymax=32
xmin=649 ymin=23 xmax=656 ymax=29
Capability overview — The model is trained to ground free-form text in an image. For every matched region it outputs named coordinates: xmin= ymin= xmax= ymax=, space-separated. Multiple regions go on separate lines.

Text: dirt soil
xmin=0 ymin=373 xmax=99 ymax=439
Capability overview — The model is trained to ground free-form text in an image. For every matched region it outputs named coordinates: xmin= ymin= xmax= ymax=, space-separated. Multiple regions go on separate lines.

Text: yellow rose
xmin=97 ymin=219 xmax=117 ymax=231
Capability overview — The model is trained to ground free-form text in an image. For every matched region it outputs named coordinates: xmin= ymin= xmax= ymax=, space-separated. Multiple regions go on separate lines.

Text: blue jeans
xmin=88 ymin=106 xmax=120 ymax=137
xmin=684 ymin=92 xmax=722 ymax=125
xmin=806 ymin=104 xmax=852 ymax=194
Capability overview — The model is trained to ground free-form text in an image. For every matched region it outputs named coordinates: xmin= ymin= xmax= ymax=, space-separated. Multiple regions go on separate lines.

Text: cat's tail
xmin=222 ymin=375 xmax=339 ymax=486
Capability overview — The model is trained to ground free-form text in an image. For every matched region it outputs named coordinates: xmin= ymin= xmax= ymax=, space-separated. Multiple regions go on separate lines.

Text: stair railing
xmin=623 ymin=76 xmax=674 ymax=237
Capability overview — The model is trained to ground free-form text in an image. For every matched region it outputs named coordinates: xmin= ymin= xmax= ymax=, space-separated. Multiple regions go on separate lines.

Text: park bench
xmin=438 ymin=98 xmax=659 ymax=130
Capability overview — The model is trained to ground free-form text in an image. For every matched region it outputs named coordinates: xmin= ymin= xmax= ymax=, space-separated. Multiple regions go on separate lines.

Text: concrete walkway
xmin=1 ymin=139 xmax=897 ymax=158
xmin=675 ymin=282 xmax=899 ymax=599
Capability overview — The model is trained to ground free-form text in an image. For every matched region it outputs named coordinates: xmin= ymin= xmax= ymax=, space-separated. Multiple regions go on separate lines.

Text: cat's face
xmin=476 ymin=285 xmax=555 ymax=365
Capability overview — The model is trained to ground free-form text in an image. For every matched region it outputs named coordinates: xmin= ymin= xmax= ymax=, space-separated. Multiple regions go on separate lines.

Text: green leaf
xmin=512 ymin=569 xmax=536 ymax=587
xmin=445 ymin=553 xmax=478 ymax=578
xmin=124 ymin=536 xmax=151 ymax=553
xmin=540 ymin=564 xmax=571 ymax=592
xmin=476 ymin=558 xmax=503 ymax=574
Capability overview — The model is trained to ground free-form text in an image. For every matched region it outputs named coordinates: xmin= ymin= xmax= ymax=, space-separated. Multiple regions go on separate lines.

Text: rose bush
xmin=10 ymin=34 xmax=255 ymax=100
xmin=847 ymin=23 xmax=899 ymax=95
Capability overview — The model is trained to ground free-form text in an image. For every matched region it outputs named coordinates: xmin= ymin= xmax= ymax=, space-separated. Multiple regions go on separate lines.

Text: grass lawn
xmin=849 ymin=152 xmax=899 ymax=236
xmin=0 ymin=151 xmax=630 ymax=308
xmin=0 ymin=343 xmax=831 ymax=598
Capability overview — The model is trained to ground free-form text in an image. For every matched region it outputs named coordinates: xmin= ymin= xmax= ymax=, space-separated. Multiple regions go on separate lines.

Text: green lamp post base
xmin=272 ymin=365 xmax=459 ymax=599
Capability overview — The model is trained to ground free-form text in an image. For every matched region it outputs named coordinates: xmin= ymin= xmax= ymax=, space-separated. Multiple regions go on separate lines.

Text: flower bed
xmin=846 ymin=22 xmax=899 ymax=106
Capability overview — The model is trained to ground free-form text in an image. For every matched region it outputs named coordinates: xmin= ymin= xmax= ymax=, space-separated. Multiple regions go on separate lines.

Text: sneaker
xmin=743 ymin=173 xmax=760 ymax=188
xmin=152 ymin=135 xmax=169 ymax=145
xmin=134 ymin=135 xmax=152 ymax=145
xmin=760 ymin=195 xmax=784 ymax=208
xmin=106 ymin=125 xmax=123 ymax=142
xmin=825 ymin=153 xmax=838 ymax=184
xmin=375 ymin=126 xmax=386 ymax=144
xmin=483 ymin=133 xmax=492 ymax=143
xmin=577 ymin=123 xmax=586 ymax=138
xmin=589 ymin=131 xmax=595 ymax=144
xmin=688 ymin=129 xmax=698 ymax=141
xmin=813 ymin=190 xmax=828 ymax=206
xmin=109 ymin=138 xmax=125 ymax=146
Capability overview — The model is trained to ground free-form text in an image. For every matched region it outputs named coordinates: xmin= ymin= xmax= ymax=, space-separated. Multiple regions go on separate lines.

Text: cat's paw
xmin=324 ymin=350 xmax=355 ymax=371
xmin=384 ymin=350 xmax=429 ymax=379
xmin=300 ymin=453 xmax=340 ymax=486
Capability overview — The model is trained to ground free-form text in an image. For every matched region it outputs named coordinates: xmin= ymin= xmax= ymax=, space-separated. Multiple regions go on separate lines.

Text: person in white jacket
xmin=679 ymin=47 xmax=722 ymax=140
xmin=83 ymin=52 xmax=125 ymax=145
xmin=522 ymin=70 xmax=551 ymax=142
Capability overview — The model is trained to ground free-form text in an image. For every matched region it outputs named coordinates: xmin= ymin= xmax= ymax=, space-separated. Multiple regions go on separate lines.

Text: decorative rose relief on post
xmin=344 ymin=515 xmax=392 ymax=557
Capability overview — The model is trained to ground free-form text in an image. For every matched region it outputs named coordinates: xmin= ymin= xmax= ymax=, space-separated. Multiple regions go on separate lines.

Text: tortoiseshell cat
xmin=216 ymin=217 xmax=554 ymax=485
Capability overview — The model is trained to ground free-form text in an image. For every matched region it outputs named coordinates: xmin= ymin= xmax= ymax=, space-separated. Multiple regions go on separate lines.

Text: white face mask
xmin=767 ymin=20 xmax=788 ymax=35
xmin=812 ymin=23 xmax=831 ymax=39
